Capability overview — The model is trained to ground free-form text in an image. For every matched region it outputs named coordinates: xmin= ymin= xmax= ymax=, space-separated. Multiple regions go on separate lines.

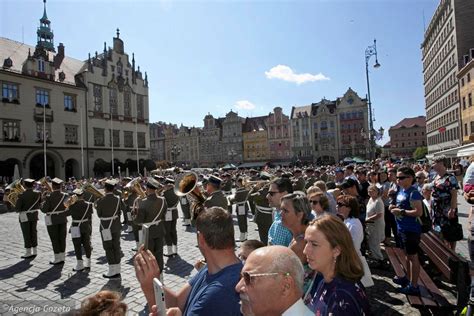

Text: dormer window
xmin=38 ymin=58 xmax=45 ymax=72
xmin=3 ymin=57 xmax=12 ymax=69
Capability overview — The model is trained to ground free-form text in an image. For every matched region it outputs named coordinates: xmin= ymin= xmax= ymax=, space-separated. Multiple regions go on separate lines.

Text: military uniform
xmin=134 ymin=193 xmax=167 ymax=272
xmin=305 ymin=176 xmax=317 ymax=190
xmin=251 ymin=187 xmax=273 ymax=245
xmin=229 ymin=187 xmax=249 ymax=241
xmin=221 ymin=178 xmax=233 ymax=195
xmin=163 ymin=186 xmax=179 ymax=256
xmin=96 ymin=191 xmax=123 ymax=277
xmin=292 ymin=176 xmax=306 ymax=193
xmin=68 ymin=194 xmax=93 ymax=271
xmin=125 ymin=191 xmax=140 ymax=247
xmin=41 ymin=185 xmax=69 ymax=264
xmin=180 ymin=195 xmax=191 ymax=226
xmin=15 ymin=183 xmax=41 ymax=258
xmin=203 ymin=190 xmax=228 ymax=210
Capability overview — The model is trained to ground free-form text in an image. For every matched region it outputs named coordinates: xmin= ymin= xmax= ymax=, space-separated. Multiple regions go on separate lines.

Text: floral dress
xmin=431 ymin=173 xmax=461 ymax=241
xmin=305 ymin=276 xmax=371 ymax=316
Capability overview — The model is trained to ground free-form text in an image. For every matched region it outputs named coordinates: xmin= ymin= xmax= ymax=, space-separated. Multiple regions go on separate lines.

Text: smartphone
xmin=140 ymin=224 xmax=150 ymax=251
xmin=153 ymin=277 xmax=166 ymax=316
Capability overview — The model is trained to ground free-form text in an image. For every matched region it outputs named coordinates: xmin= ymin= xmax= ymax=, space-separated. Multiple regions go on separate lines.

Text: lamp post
xmin=170 ymin=145 xmax=181 ymax=166
xmin=361 ymin=126 xmax=385 ymax=158
xmin=365 ymin=39 xmax=381 ymax=161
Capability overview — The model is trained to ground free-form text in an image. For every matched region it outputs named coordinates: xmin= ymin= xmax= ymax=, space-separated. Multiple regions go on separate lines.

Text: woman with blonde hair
xmin=307 ymin=191 xmax=331 ymax=219
xmin=303 ymin=215 xmax=371 ymax=315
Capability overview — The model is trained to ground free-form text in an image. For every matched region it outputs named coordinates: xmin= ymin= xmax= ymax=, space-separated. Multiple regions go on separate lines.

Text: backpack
xmin=418 ymin=199 xmax=432 ymax=233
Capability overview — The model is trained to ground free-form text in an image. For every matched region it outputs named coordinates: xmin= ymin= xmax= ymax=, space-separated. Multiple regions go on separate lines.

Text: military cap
xmin=293 ymin=169 xmax=302 ymax=174
xmin=73 ymin=188 xmax=84 ymax=195
xmin=146 ymin=177 xmax=161 ymax=189
xmin=208 ymin=175 xmax=222 ymax=187
xmin=335 ymin=167 xmax=344 ymax=173
xmin=23 ymin=178 xmax=35 ymax=184
xmin=305 ymin=168 xmax=314 ymax=173
xmin=51 ymin=177 xmax=64 ymax=185
xmin=249 ymin=169 xmax=258 ymax=174
xmin=123 ymin=176 xmax=132 ymax=181
xmin=105 ymin=179 xmax=117 ymax=186
xmin=259 ymin=172 xmax=272 ymax=180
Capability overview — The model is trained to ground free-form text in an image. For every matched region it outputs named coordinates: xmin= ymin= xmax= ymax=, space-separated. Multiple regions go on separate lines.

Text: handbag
xmin=441 ymin=217 xmax=464 ymax=242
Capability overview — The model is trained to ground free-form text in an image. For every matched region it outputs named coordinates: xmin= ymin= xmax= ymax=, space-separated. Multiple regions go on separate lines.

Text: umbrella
xmin=13 ymin=164 xmax=20 ymax=180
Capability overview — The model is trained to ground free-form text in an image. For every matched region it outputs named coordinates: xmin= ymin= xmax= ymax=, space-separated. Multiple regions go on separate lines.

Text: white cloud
xmin=265 ymin=64 xmax=330 ymax=85
xmin=234 ymin=100 xmax=256 ymax=110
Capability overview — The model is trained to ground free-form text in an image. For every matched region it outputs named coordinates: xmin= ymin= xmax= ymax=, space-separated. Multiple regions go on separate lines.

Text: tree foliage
xmin=413 ymin=147 xmax=428 ymax=160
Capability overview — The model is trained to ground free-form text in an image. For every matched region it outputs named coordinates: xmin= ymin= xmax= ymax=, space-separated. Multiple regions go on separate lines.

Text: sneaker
xmin=392 ymin=276 xmax=409 ymax=287
xmin=399 ymin=284 xmax=420 ymax=295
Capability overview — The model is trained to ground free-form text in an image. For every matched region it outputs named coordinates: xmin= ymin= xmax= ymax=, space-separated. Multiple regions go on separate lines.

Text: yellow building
xmin=459 ymin=50 xmax=474 ymax=144
xmin=242 ymin=116 xmax=269 ymax=162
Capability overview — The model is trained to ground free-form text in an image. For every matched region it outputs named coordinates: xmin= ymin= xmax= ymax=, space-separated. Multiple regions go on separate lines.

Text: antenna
xmin=423 ymin=9 xmax=426 ymax=32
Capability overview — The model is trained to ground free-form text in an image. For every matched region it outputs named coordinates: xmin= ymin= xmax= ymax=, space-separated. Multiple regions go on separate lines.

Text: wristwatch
xmin=400 ymin=209 xmax=406 ymax=217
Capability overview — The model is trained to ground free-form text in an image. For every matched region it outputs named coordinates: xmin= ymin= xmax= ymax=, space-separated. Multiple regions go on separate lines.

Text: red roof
xmin=390 ymin=116 xmax=426 ymax=130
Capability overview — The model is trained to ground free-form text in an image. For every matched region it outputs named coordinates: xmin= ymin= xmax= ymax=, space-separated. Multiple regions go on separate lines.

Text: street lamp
xmin=361 ymin=126 xmax=385 ymax=158
xmin=365 ymin=39 xmax=381 ymax=161
xmin=170 ymin=145 xmax=181 ymax=166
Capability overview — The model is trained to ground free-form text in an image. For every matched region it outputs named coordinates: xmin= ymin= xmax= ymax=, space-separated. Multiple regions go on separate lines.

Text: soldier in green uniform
xmin=179 ymin=195 xmax=191 ymax=226
xmin=292 ymin=169 xmax=306 ymax=193
xmin=229 ymin=177 xmax=249 ymax=242
xmin=41 ymin=177 xmax=69 ymax=265
xmin=15 ymin=178 xmax=41 ymax=259
xmin=134 ymin=178 xmax=167 ymax=273
xmin=203 ymin=175 xmax=228 ymax=210
xmin=162 ymin=178 xmax=179 ymax=256
xmin=249 ymin=173 xmax=274 ymax=245
xmin=120 ymin=177 xmax=134 ymax=233
xmin=304 ymin=168 xmax=317 ymax=190
xmin=67 ymin=188 xmax=93 ymax=271
xmin=221 ymin=173 xmax=233 ymax=196
xmin=96 ymin=179 xmax=123 ymax=278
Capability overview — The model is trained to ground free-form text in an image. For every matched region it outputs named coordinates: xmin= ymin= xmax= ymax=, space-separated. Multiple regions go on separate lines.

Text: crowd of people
xmin=2 ymin=154 xmax=473 ymax=315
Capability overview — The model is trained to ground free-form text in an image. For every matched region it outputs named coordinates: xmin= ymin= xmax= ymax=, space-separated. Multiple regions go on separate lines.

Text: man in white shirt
xmin=235 ymin=245 xmax=312 ymax=316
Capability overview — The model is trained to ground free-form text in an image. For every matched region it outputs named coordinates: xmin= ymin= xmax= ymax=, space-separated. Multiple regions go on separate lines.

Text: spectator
xmin=303 ymin=215 xmax=371 ymax=315
xmin=384 ymin=168 xmax=399 ymax=246
xmin=414 ymin=171 xmax=426 ymax=193
xmin=307 ymin=191 xmax=331 ymax=219
xmin=77 ymin=290 xmax=127 ymax=316
xmin=266 ymin=178 xmax=293 ymax=246
xmin=238 ymin=239 xmax=265 ymax=262
xmin=365 ymin=185 xmax=385 ymax=267
xmin=421 ymin=183 xmax=433 ymax=215
xmin=336 ymin=195 xmax=374 ymax=288
xmin=235 ymin=245 xmax=312 ymax=316
xmin=431 ymin=156 xmax=461 ymax=250
xmin=135 ymin=207 xmax=242 ymax=315
xmin=390 ymin=166 xmax=423 ymax=295
xmin=280 ymin=193 xmax=315 ymax=293
xmin=463 ymin=155 xmax=474 ymax=194
xmin=313 ymin=180 xmax=337 ymax=215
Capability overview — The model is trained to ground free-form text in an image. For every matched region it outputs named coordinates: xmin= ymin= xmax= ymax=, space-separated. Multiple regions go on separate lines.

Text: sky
xmin=1 ymin=0 xmax=439 ymax=145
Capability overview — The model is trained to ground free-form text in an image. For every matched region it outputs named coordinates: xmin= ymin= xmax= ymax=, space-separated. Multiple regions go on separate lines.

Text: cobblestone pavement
xmin=0 ymin=194 xmax=471 ymax=315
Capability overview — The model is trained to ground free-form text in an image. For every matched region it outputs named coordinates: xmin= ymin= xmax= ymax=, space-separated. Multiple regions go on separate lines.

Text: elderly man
xmin=235 ymin=245 xmax=312 ymax=316
xmin=415 ymin=171 xmax=426 ymax=193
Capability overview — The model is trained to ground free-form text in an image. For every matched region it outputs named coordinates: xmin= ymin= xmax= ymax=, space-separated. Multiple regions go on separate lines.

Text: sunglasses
xmin=267 ymin=191 xmax=279 ymax=196
xmin=309 ymin=200 xmax=321 ymax=205
xmin=396 ymin=176 xmax=410 ymax=180
xmin=240 ymin=271 xmax=290 ymax=286
xmin=337 ymin=202 xmax=347 ymax=207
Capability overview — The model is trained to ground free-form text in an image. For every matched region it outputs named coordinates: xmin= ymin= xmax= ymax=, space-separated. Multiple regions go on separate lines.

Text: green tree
xmin=413 ymin=146 xmax=428 ymax=160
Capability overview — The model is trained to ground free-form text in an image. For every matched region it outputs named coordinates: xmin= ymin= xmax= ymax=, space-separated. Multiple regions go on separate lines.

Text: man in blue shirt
xmin=135 ymin=207 xmax=242 ymax=315
xmin=266 ymin=178 xmax=293 ymax=247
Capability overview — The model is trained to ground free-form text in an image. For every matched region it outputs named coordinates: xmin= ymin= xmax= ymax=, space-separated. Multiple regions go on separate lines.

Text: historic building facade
xmin=459 ymin=49 xmax=474 ymax=144
xmin=422 ymin=0 xmax=474 ymax=154
xmin=221 ymin=110 xmax=244 ymax=164
xmin=242 ymin=116 xmax=269 ymax=162
xmin=265 ymin=107 xmax=291 ymax=162
xmin=290 ymin=105 xmax=313 ymax=163
xmin=0 ymin=2 xmax=150 ymax=180
xmin=199 ymin=114 xmax=223 ymax=167
xmin=388 ymin=116 xmax=427 ymax=158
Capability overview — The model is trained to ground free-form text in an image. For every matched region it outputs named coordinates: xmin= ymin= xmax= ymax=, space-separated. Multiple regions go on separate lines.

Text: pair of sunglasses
xmin=240 ymin=271 xmax=289 ymax=285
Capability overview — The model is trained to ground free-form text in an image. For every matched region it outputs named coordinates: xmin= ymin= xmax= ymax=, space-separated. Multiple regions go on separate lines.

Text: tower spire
xmin=36 ymin=0 xmax=55 ymax=52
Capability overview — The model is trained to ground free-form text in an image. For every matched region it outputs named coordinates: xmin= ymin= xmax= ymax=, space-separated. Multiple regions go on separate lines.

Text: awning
xmin=457 ymin=145 xmax=474 ymax=157
xmin=238 ymin=162 xmax=267 ymax=169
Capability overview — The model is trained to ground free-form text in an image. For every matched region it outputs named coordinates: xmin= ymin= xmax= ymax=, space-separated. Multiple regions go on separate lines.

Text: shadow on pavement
xmin=100 ymin=278 xmax=131 ymax=299
xmin=18 ymin=264 xmax=63 ymax=291
xmin=165 ymin=255 xmax=194 ymax=278
xmin=0 ymin=260 xmax=33 ymax=280
xmin=55 ymin=270 xmax=91 ymax=298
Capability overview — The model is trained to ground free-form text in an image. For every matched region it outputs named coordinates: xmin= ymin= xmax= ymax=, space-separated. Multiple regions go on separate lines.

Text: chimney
xmin=53 ymin=43 xmax=65 ymax=69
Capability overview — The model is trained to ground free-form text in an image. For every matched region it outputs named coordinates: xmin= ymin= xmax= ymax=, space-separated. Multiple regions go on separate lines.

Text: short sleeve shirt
xmin=431 ymin=173 xmax=459 ymax=221
xmin=268 ymin=211 xmax=293 ymax=246
xmin=395 ymin=185 xmax=422 ymax=233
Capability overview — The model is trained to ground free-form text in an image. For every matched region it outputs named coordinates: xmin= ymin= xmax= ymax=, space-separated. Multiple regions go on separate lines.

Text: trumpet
xmin=242 ymin=178 xmax=270 ymax=190
xmin=6 ymin=179 xmax=25 ymax=207
xmin=83 ymin=183 xmax=105 ymax=199
xmin=174 ymin=172 xmax=206 ymax=220
xmin=64 ymin=194 xmax=78 ymax=208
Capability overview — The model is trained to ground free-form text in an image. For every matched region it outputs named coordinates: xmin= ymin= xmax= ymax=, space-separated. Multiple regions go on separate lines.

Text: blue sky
xmin=1 ymin=0 xmax=438 ymax=144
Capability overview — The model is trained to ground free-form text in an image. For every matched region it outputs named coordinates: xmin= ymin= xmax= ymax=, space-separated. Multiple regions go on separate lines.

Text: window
xmin=124 ymin=131 xmax=133 ymax=148
xmin=36 ymin=89 xmax=49 ymax=107
xmin=468 ymin=73 xmax=471 ymax=82
xmin=93 ymin=128 xmax=105 ymax=146
xmin=64 ymin=94 xmax=76 ymax=112
xmin=138 ymin=132 xmax=146 ymax=148
xmin=109 ymin=129 xmax=120 ymax=147
xmin=463 ymin=97 xmax=467 ymax=109
xmin=109 ymin=88 xmax=118 ymax=114
xmin=65 ymin=125 xmax=78 ymax=144
xmin=137 ymin=94 xmax=144 ymax=119
xmin=465 ymin=123 xmax=468 ymax=136
xmin=93 ymin=84 xmax=102 ymax=111
xmin=470 ymin=93 xmax=473 ymax=107
xmin=38 ymin=58 xmax=45 ymax=72
xmin=36 ymin=122 xmax=51 ymax=142
xmin=3 ymin=120 xmax=20 ymax=141
xmin=124 ymin=90 xmax=131 ymax=117
xmin=2 ymin=82 xmax=19 ymax=102
xmin=471 ymin=122 xmax=474 ymax=136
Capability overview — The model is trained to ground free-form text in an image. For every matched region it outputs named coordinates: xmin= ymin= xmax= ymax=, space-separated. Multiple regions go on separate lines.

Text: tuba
xmin=82 ymin=183 xmax=105 ymax=199
xmin=125 ymin=177 xmax=146 ymax=199
xmin=39 ymin=177 xmax=52 ymax=192
xmin=6 ymin=179 xmax=25 ymax=207
xmin=174 ymin=172 xmax=206 ymax=220
xmin=64 ymin=194 xmax=78 ymax=208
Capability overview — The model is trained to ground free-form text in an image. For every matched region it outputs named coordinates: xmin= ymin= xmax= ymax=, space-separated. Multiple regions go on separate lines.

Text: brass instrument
xmin=64 ymin=194 xmax=78 ymax=208
xmin=174 ymin=172 xmax=206 ymax=220
xmin=125 ymin=177 xmax=146 ymax=199
xmin=39 ymin=177 xmax=52 ymax=198
xmin=242 ymin=178 xmax=270 ymax=191
xmin=83 ymin=183 xmax=105 ymax=199
xmin=6 ymin=179 xmax=25 ymax=207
